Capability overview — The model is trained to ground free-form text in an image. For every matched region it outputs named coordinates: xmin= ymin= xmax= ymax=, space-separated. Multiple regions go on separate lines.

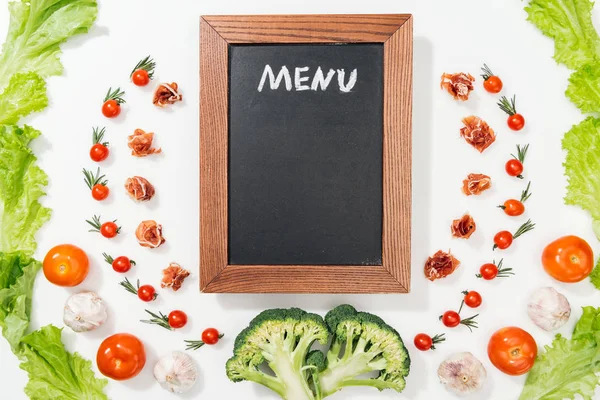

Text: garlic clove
xmin=154 ymin=351 xmax=197 ymax=394
xmin=527 ymin=287 xmax=571 ymax=331
xmin=438 ymin=352 xmax=486 ymax=396
xmin=63 ymin=291 xmax=107 ymax=333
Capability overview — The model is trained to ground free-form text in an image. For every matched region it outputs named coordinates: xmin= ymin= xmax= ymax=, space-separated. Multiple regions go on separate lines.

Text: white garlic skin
xmin=154 ymin=351 xmax=197 ymax=394
xmin=63 ymin=291 xmax=107 ymax=333
xmin=527 ymin=287 xmax=571 ymax=331
xmin=438 ymin=352 xmax=486 ymax=396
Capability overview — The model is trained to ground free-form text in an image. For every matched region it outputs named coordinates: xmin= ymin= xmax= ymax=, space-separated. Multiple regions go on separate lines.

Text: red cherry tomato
xmin=102 ymin=100 xmax=121 ymax=118
xmin=501 ymin=199 xmax=525 ymax=216
xmin=441 ymin=311 xmax=460 ymax=328
xmin=138 ymin=285 xmax=156 ymax=302
xmin=202 ymin=328 xmax=221 ymax=345
xmin=484 ymin=76 xmax=503 ymax=94
xmin=479 ymin=263 xmax=499 ymax=280
xmin=508 ymin=114 xmax=525 ymax=131
xmin=100 ymin=221 xmax=119 ymax=238
xmin=505 ymin=159 xmax=524 ymax=178
xmin=92 ymin=184 xmax=109 ymax=201
xmin=463 ymin=291 xmax=482 ymax=308
xmin=90 ymin=143 xmax=109 ymax=162
xmin=494 ymin=231 xmax=513 ymax=250
xmin=113 ymin=256 xmax=134 ymax=273
xmin=132 ymin=69 xmax=150 ymax=86
xmin=168 ymin=310 xmax=188 ymax=329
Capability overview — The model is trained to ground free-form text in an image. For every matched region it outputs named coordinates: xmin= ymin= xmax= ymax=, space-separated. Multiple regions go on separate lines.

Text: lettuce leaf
xmin=520 ymin=307 xmax=600 ymax=400
xmin=0 ymin=125 xmax=51 ymax=254
xmin=590 ymin=258 xmax=600 ymax=290
xmin=19 ymin=325 xmax=108 ymax=400
xmin=0 ymin=73 xmax=48 ymax=125
xmin=0 ymin=0 xmax=98 ymax=94
xmin=562 ymin=117 xmax=600 ymax=241
xmin=525 ymin=0 xmax=600 ymax=70
xmin=0 ymin=252 xmax=40 ymax=352
xmin=566 ymin=64 xmax=600 ymax=113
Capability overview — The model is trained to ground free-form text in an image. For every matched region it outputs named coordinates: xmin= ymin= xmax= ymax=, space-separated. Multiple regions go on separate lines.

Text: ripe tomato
xmin=102 ymin=99 xmax=121 ymax=118
xmin=494 ymin=231 xmax=513 ymax=250
xmin=132 ymin=69 xmax=150 ymax=86
xmin=138 ymin=285 xmax=156 ymax=302
xmin=92 ymin=184 xmax=109 ymax=201
xmin=43 ymin=244 xmax=89 ymax=287
xmin=463 ymin=291 xmax=482 ymax=308
xmin=483 ymin=76 xmax=503 ymax=94
xmin=97 ymin=333 xmax=146 ymax=380
xmin=113 ymin=256 xmax=134 ymax=273
xmin=542 ymin=235 xmax=594 ymax=282
xmin=441 ymin=311 xmax=460 ymax=328
xmin=505 ymin=159 xmax=524 ymax=178
xmin=100 ymin=221 xmax=119 ymax=238
xmin=479 ymin=263 xmax=498 ymax=280
xmin=168 ymin=310 xmax=188 ymax=329
xmin=414 ymin=333 xmax=433 ymax=351
xmin=90 ymin=143 xmax=109 ymax=162
xmin=488 ymin=327 xmax=537 ymax=376
xmin=501 ymin=199 xmax=525 ymax=216
xmin=508 ymin=114 xmax=525 ymax=131
xmin=202 ymin=328 xmax=221 ymax=345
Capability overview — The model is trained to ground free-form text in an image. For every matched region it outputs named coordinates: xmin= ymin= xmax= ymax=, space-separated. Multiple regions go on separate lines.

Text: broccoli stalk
xmin=226 ymin=308 xmax=330 ymax=400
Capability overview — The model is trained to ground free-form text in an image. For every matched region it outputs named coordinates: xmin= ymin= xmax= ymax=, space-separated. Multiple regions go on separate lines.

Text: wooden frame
xmin=200 ymin=14 xmax=413 ymax=293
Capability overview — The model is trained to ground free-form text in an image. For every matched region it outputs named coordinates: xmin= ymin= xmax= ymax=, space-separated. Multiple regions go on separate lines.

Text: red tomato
xmin=501 ymin=199 xmax=525 ymax=216
xmin=202 ymin=328 xmax=222 ymax=345
xmin=440 ymin=311 xmax=460 ymax=328
xmin=132 ymin=69 xmax=150 ymax=86
xmin=463 ymin=291 xmax=482 ymax=308
xmin=478 ymin=263 xmax=498 ymax=280
xmin=100 ymin=222 xmax=119 ymax=238
xmin=138 ymin=285 xmax=156 ymax=302
xmin=542 ymin=235 xmax=594 ymax=282
xmin=112 ymin=256 xmax=134 ymax=273
xmin=102 ymin=100 xmax=121 ymax=118
xmin=508 ymin=114 xmax=525 ymax=131
xmin=484 ymin=76 xmax=503 ymax=94
xmin=92 ymin=184 xmax=109 ymax=201
xmin=43 ymin=244 xmax=89 ymax=287
xmin=168 ymin=310 xmax=188 ymax=329
xmin=488 ymin=327 xmax=537 ymax=376
xmin=90 ymin=143 xmax=109 ymax=162
xmin=414 ymin=333 xmax=433 ymax=351
xmin=97 ymin=333 xmax=146 ymax=380
xmin=494 ymin=231 xmax=513 ymax=250
xmin=505 ymin=159 xmax=524 ymax=178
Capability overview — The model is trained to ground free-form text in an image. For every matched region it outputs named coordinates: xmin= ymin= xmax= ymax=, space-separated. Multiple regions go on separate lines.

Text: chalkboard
xmin=228 ymin=44 xmax=384 ymax=265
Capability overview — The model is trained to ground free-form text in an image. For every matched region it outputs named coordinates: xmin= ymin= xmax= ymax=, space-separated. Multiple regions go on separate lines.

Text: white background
xmin=1 ymin=0 xmax=600 ymax=399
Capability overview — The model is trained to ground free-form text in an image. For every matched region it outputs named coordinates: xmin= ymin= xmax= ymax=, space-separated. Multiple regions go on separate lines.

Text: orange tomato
xmin=43 ymin=244 xmax=89 ymax=287
xmin=488 ymin=327 xmax=537 ymax=376
xmin=542 ymin=235 xmax=594 ymax=282
xmin=97 ymin=333 xmax=146 ymax=380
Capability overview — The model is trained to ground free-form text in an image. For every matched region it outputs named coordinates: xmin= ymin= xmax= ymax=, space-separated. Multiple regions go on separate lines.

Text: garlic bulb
xmin=154 ymin=351 xmax=197 ymax=393
xmin=438 ymin=352 xmax=486 ymax=396
xmin=63 ymin=291 xmax=107 ymax=332
xmin=527 ymin=287 xmax=571 ymax=331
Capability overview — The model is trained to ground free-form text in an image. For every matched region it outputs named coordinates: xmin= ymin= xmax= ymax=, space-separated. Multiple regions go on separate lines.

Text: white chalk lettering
xmin=257 ymin=65 xmax=292 ymax=92
xmin=294 ymin=66 xmax=310 ymax=91
xmin=337 ymin=69 xmax=358 ymax=92
xmin=310 ymin=67 xmax=336 ymax=91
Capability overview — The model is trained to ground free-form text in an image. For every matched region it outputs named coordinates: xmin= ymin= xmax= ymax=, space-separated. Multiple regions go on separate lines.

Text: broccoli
xmin=226 ymin=305 xmax=411 ymax=400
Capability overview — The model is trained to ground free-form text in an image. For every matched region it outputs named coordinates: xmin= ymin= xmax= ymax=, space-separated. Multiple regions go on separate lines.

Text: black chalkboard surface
xmin=228 ymin=44 xmax=384 ymax=265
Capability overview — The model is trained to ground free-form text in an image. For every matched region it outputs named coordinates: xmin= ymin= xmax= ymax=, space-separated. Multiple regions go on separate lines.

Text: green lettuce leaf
xmin=573 ymin=306 xmax=600 ymax=340
xmin=0 ymin=0 xmax=98 ymax=94
xmin=590 ymin=258 xmax=600 ymax=290
xmin=0 ymin=252 xmax=40 ymax=352
xmin=525 ymin=0 xmax=600 ymax=70
xmin=0 ymin=125 xmax=51 ymax=253
xmin=19 ymin=325 xmax=108 ymax=400
xmin=0 ymin=72 xmax=48 ymax=124
xmin=567 ymin=64 xmax=600 ymax=113
xmin=562 ymin=117 xmax=600 ymax=241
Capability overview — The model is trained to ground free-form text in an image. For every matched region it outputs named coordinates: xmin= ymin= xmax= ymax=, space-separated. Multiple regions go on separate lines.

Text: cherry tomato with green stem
xmin=413 ymin=333 xmax=445 ymax=351
xmin=83 ymin=168 xmax=109 ymax=201
xmin=481 ymin=64 xmax=503 ymax=94
xmin=119 ymin=277 xmax=158 ymax=302
xmin=102 ymin=87 xmax=125 ymax=118
xmin=103 ymin=253 xmax=136 ymax=273
xmin=90 ymin=127 xmax=109 ymax=162
xmin=463 ymin=290 xmax=482 ymax=308
xmin=493 ymin=220 xmax=535 ymax=250
xmin=86 ymin=215 xmax=121 ymax=238
xmin=499 ymin=182 xmax=531 ymax=217
xmin=130 ymin=56 xmax=155 ymax=87
xmin=498 ymin=95 xmax=525 ymax=131
xmin=477 ymin=259 xmax=514 ymax=280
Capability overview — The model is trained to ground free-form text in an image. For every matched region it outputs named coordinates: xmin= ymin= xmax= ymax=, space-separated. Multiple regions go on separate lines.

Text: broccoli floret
xmin=226 ymin=308 xmax=330 ymax=400
xmin=318 ymin=304 xmax=411 ymax=397
xmin=304 ymin=350 xmax=326 ymax=399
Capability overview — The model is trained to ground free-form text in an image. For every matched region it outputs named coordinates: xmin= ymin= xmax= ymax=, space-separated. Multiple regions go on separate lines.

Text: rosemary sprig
xmin=119 ymin=277 xmax=156 ymax=299
xmin=184 ymin=333 xmax=225 ymax=351
xmin=130 ymin=55 xmax=156 ymax=79
xmin=86 ymin=215 xmax=103 ymax=232
xmin=459 ymin=314 xmax=479 ymax=332
xmin=83 ymin=167 xmax=107 ymax=189
xmin=92 ymin=126 xmax=108 ymax=146
xmin=141 ymin=309 xmax=172 ymax=331
xmin=103 ymin=252 xmax=114 ymax=265
xmin=520 ymin=181 xmax=532 ymax=203
xmin=476 ymin=259 xmax=514 ymax=278
xmin=513 ymin=219 xmax=536 ymax=239
xmin=498 ymin=95 xmax=518 ymax=116
xmin=480 ymin=63 xmax=495 ymax=80
xmin=429 ymin=333 xmax=446 ymax=350
xmin=511 ymin=144 xmax=529 ymax=164
xmin=104 ymin=87 xmax=126 ymax=104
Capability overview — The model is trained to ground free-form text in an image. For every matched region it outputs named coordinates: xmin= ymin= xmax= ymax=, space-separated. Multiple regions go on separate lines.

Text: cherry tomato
xmin=440 ymin=311 xmax=460 ymax=328
xmin=542 ymin=235 xmax=594 ymax=283
xmin=202 ymin=328 xmax=222 ymax=345
xmin=463 ymin=291 xmax=482 ymax=308
xmin=97 ymin=333 xmax=146 ymax=380
xmin=102 ymin=99 xmax=121 ymax=118
xmin=43 ymin=244 xmax=89 ymax=287
xmin=508 ymin=114 xmax=525 ymax=131
xmin=132 ymin=69 xmax=150 ymax=86
xmin=414 ymin=333 xmax=433 ymax=351
xmin=484 ymin=76 xmax=503 ymax=94
xmin=138 ymin=285 xmax=156 ymax=302
xmin=112 ymin=256 xmax=134 ymax=273
xmin=501 ymin=199 xmax=525 ymax=216
xmin=478 ymin=263 xmax=498 ymax=280
xmin=90 ymin=143 xmax=109 ymax=162
xmin=168 ymin=310 xmax=188 ymax=329
xmin=494 ymin=231 xmax=513 ymax=250
xmin=505 ymin=159 xmax=524 ymax=178
xmin=488 ymin=327 xmax=537 ymax=376
xmin=92 ymin=184 xmax=109 ymax=201
xmin=100 ymin=222 xmax=119 ymax=238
